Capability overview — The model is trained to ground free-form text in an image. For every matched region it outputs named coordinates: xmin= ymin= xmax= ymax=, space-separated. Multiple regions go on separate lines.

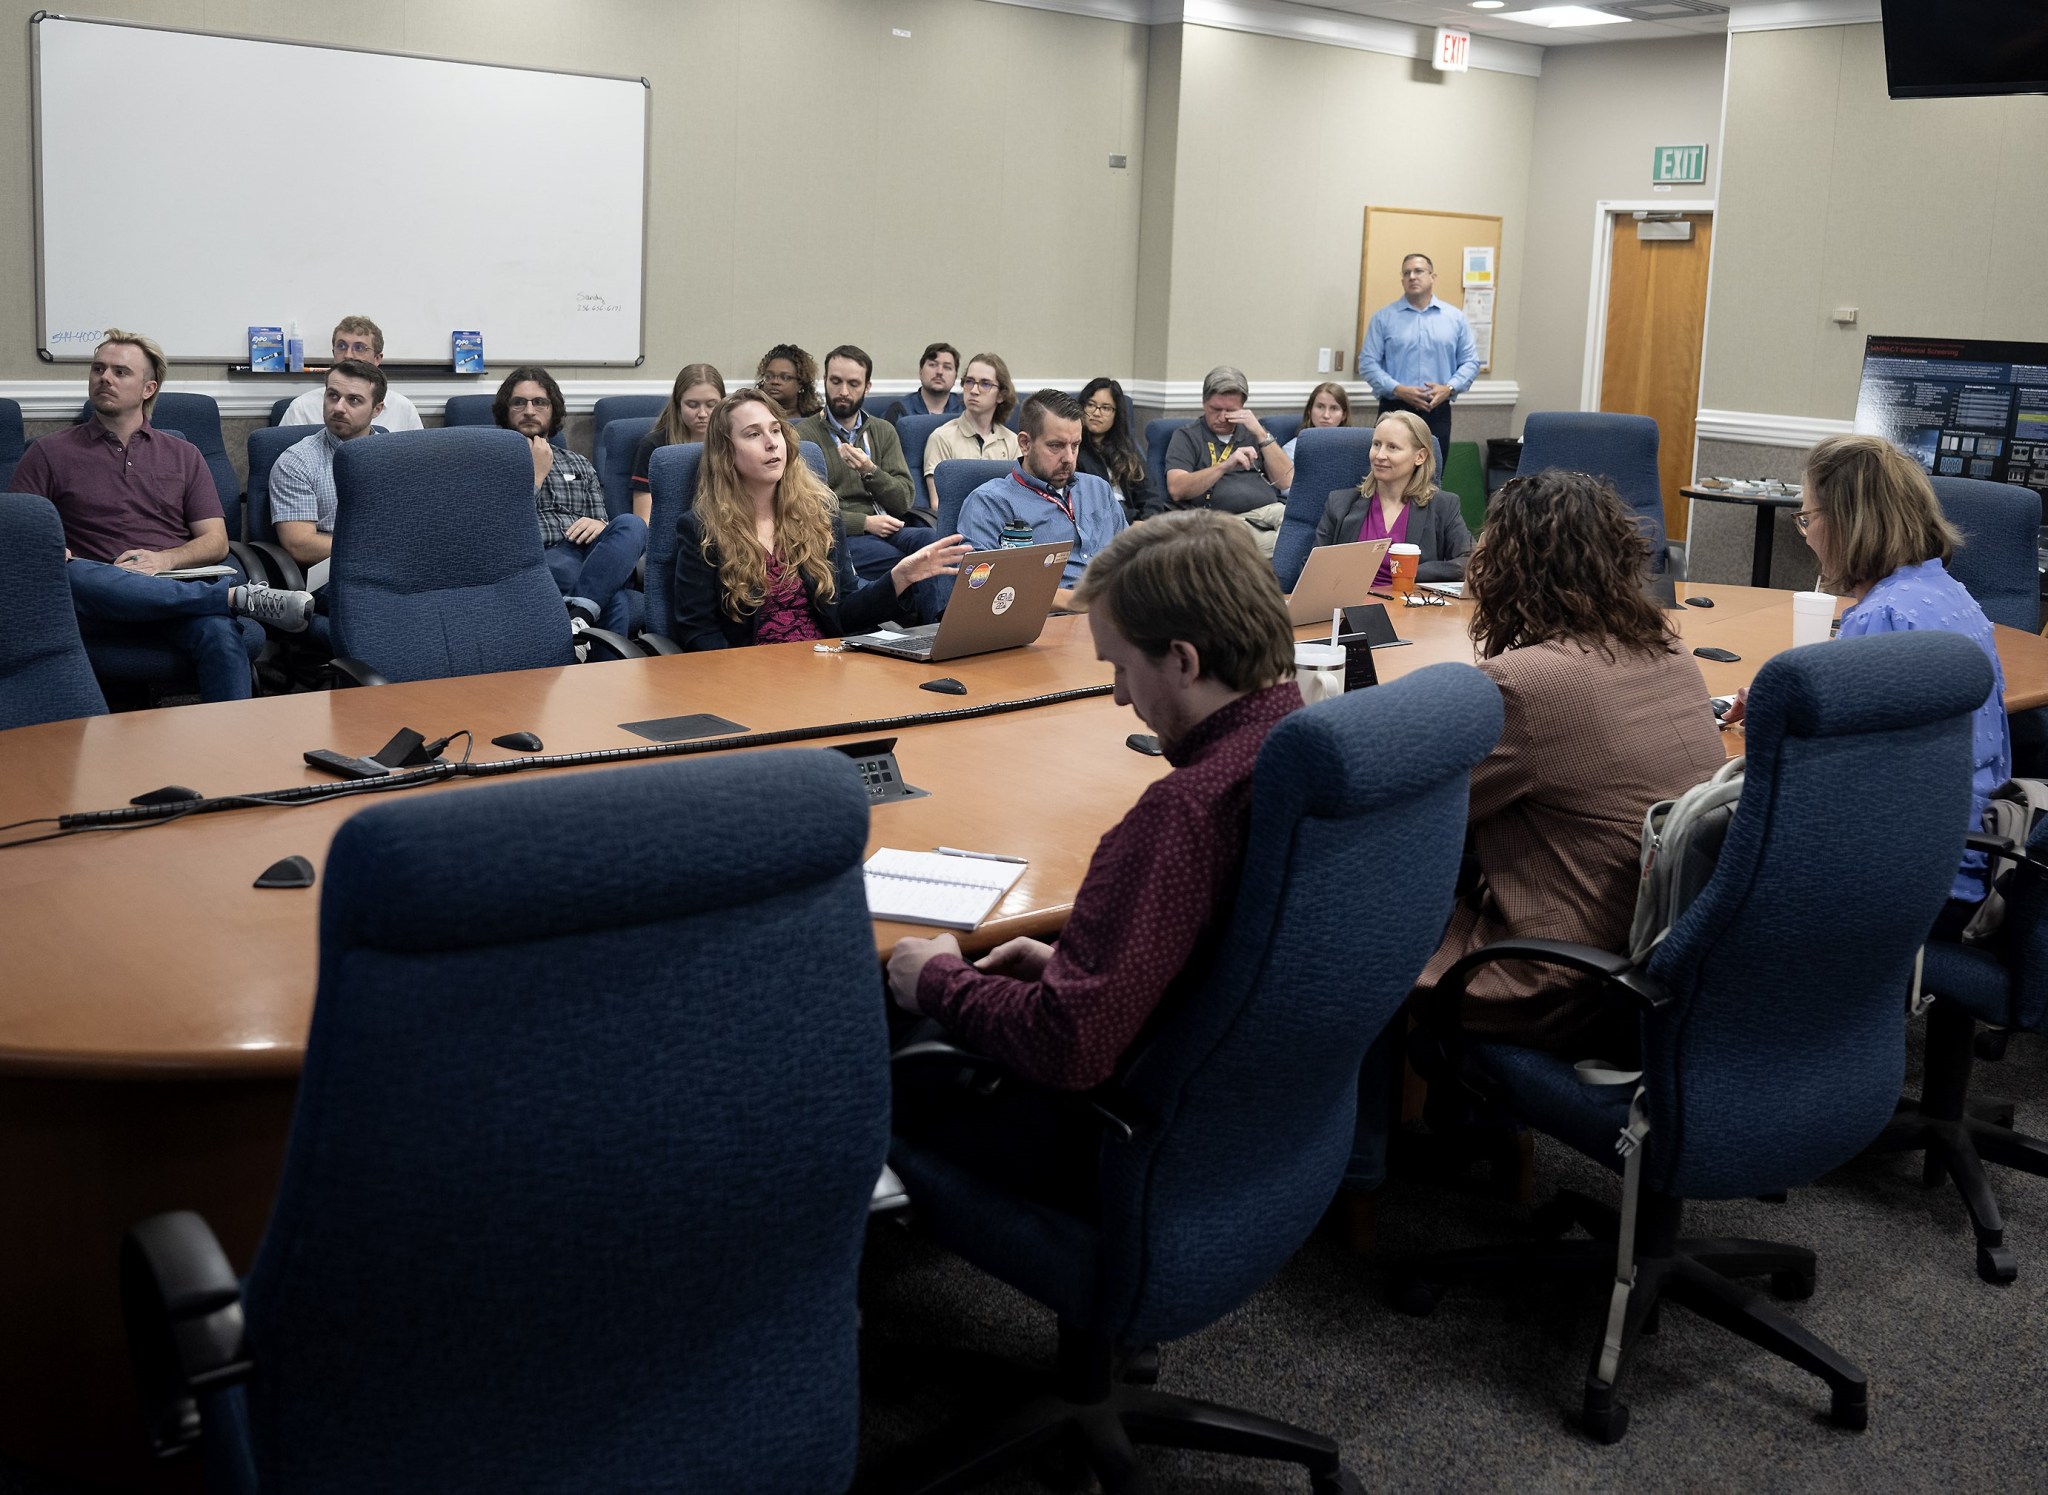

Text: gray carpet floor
xmin=856 ymin=1020 xmax=2048 ymax=1491
xmin=9 ymin=1021 xmax=2042 ymax=1493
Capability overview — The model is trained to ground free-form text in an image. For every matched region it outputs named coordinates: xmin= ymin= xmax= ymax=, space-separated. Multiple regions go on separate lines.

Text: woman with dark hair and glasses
xmin=1414 ymin=468 xmax=1723 ymax=1057
xmin=1076 ymin=377 xmax=1160 ymax=522
xmin=755 ymin=344 xmax=822 ymax=419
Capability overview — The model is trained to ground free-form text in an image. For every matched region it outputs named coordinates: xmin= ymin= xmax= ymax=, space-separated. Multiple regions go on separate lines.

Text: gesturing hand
xmin=893 ymin=534 xmax=974 ymax=590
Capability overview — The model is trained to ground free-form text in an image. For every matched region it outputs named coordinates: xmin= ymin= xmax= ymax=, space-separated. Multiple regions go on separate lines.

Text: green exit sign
xmin=1653 ymin=144 xmax=1709 ymax=185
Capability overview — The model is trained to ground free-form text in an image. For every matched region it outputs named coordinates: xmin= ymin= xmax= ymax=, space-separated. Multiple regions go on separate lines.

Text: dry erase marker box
xmin=452 ymin=330 xmax=484 ymax=373
xmin=248 ymin=326 xmax=285 ymax=373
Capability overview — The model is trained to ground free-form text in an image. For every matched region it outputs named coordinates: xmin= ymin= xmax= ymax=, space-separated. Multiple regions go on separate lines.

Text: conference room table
xmin=5 ymin=581 xmax=2048 ymax=1488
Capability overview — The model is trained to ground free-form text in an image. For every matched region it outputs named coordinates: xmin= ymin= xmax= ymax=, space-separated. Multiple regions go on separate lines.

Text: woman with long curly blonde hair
xmin=670 ymin=389 xmax=968 ymax=649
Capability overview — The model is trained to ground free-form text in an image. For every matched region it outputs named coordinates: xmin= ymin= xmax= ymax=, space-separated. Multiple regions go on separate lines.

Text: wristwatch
xmin=1258 ymin=435 xmax=1278 ymax=449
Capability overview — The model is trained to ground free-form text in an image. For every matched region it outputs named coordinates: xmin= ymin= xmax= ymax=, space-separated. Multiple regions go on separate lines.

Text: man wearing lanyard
xmin=1163 ymin=366 xmax=1292 ymax=556
xmin=792 ymin=343 xmax=926 ymax=586
xmin=957 ymin=390 xmax=1127 ymax=589
xmin=1358 ymin=253 xmax=1480 ymax=459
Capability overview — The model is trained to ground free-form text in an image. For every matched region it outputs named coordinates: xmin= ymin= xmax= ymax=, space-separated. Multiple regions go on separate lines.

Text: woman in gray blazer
xmin=1311 ymin=410 xmax=1472 ymax=583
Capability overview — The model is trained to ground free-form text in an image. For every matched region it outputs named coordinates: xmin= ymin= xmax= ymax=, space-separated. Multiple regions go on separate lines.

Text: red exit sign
xmin=1434 ymin=27 xmax=1471 ymax=72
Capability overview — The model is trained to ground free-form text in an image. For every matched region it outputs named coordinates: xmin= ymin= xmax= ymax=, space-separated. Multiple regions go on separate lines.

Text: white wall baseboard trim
xmin=2 ymin=376 xmax=1521 ymax=422
xmin=1695 ymin=408 xmax=1855 ymax=448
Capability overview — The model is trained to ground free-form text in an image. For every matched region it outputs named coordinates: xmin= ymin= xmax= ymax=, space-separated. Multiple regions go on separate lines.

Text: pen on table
xmin=1368 ymin=590 xmax=1395 ymax=602
xmin=934 ymin=846 xmax=1027 ymax=864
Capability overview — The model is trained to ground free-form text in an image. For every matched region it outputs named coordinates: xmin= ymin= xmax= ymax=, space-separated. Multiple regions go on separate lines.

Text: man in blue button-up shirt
xmin=1358 ymin=253 xmax=1480 ymax=459
xmin=958 ymin=390 xmax=1127 ymax=590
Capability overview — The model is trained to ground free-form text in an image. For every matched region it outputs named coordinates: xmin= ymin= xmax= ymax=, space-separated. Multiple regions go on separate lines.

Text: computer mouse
xmin=492 ymin=731 xmax=544 ymax=752
xmin=129 ymin=784 xmax=203 ymax=806
xmin=1126 ymin=733 xmax=1164 ymax=757
xmin=920 ymin=678 xmax=968 ymax=696
xmin=1684 ymin=596 xmax=1715 ymax=608
xmin=1693 ymin=646 xmax=1742 ymax=663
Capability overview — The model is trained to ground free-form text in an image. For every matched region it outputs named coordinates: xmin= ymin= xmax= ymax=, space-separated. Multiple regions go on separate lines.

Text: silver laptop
xmin=1285 ymin=539 xmax=1391 ymax=625
xmin=844 ymin=540 xmax=1071 ymax=663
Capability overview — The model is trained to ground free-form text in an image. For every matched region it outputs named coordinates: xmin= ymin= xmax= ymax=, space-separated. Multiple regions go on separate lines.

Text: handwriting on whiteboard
xmin=50 ymin=328 xmax=106 ymax=344
xmin=576 ymin=293 xmax=622 ymax=315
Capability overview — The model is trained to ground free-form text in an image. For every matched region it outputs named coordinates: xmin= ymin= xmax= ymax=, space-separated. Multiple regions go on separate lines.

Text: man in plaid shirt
xmin=493 ymin=365 xmax=647 ymax=632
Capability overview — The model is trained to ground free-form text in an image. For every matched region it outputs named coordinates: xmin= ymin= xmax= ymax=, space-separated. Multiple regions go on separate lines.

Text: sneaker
xmin=230 ymin=582 xmax=316 ymax=634
xmin=564 ymin=595 xmax=599 ymax=629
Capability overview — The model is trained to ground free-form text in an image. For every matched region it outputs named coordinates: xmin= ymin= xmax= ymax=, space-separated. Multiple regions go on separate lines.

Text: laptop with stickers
xmin=843 ymin=540 xmax=1070 ymax=663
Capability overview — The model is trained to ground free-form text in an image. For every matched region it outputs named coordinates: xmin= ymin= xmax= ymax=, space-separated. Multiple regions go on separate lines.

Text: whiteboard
xmin=32 ymin=16 xmax=647 ymax=365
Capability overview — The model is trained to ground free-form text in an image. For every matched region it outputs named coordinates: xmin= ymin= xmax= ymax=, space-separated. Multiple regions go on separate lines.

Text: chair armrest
xmin=1440 ymin=938 xmax=1672 ymax=1014
xmin=326 ymin=656 xmax=389 ymax=688
xmin=578 ymin=625 xmax=645 ymax=662
xmin=902 ymin=507 xmax=936 ymax=529
xmin=634 ymin=630 xmax=683 ymax=656
xmin=1966 ymin=832 xmax=2048 ymax=883
xmin=120 ymin=1211 xmax=251 ymax=1459
xmin=240 ymin=540 xmax=306 ymax=594
xmin=891 ymin=1039 xmax=1149 ymax=1142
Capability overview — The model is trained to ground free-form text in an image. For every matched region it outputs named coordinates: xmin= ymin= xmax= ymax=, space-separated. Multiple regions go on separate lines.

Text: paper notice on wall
xmin=1462 ymin=246 xmax=1494 ymax=289
xmin=1463 ymin=285 xmax=1494 ymax=373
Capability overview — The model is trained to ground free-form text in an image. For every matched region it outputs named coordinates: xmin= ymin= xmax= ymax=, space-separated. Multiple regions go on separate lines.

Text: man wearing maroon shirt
xmin=8 ymin=330 xmax=313 ymax=702
xmin=888 ymin=510 xmax=1301 ymax=1100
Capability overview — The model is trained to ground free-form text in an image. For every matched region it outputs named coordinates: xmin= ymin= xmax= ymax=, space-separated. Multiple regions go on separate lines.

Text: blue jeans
xmin=847 ymin=524 xmax=944 ymax=625
xmin=67 ymin=559 xmax=254 ymax=703
xmin=545 ymin=514 xmax=646 ymax=634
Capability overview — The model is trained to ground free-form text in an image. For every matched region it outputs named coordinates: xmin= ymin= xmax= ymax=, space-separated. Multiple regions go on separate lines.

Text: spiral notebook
xmin=863 ymin=848 xmax=1028 ymax=930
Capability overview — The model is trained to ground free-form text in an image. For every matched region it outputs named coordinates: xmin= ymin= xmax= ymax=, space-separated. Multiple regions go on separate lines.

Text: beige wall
xmin=0 ymin=0 xmax=1149 ymax=387
xmin=1515 ymin=34 xmax=1726 ymax=427
xmin=1153 ymin=24 xmax=1535 ymax=386
xmin=1703 ymin=22 xmax=2048 ymax=420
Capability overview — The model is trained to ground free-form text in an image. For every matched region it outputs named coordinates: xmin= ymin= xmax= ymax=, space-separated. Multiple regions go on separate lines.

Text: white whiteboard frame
xmin=29 ymin=11 xmax=651 ymax=367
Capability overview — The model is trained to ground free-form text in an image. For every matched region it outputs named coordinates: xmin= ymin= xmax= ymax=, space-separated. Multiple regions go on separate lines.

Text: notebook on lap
xmin=1285 ymin=539 xmax=1391 ymax=625
xmin=844 ymin=540 xmax=1070 ymax=663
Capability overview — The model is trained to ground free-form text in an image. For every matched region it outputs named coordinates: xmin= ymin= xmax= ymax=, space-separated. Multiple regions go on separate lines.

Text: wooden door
xmin=1597 ymin=213 xmax=1712 ymax=541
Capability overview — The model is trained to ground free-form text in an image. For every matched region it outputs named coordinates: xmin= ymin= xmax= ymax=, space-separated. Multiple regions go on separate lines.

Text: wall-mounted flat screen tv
xmin=1882 ymin=0 xmax=2048 ymax=98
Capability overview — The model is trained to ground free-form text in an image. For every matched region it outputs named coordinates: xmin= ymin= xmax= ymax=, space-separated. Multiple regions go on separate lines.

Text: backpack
xmin=1959 ymin=777 xmax=2048 ymax=942
xmin=1627 ymin=757 xmax=1746 ymax=964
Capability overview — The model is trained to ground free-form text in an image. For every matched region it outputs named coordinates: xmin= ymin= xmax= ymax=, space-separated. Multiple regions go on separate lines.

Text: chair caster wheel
xmin=1391 ymin=1277 xmax=1443 ymax=1317
xmin=1829 ymin=1388 xmax=1868 ymax=1432
xmin=1977 ymin=1243 xmax=2018 ymax=1284
xmin=1771 ymin=1268 xmax=1816 ymax=1301
xmin=1580 ymin=1398 xmax=1629 ymax=1444
xmin=1310 ymin=1467 xmax=1362 ymax=1495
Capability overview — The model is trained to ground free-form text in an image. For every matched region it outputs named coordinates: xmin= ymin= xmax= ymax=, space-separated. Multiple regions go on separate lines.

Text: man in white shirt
xmin=278 ymin=316 xmax=423 ymax=431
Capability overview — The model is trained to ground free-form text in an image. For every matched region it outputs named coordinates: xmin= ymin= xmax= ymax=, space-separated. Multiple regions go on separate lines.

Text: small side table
xmin=1683 ymin=485 xmax=1801 ymax=589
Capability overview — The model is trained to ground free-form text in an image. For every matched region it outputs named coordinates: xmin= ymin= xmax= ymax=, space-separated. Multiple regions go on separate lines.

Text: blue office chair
xmin=145 ymin=394 xmax=246 ymax=543
xmin=121 ymin=749 xmax=889 ymax=1494
xmin=1272 ymin=428 xmax=1373 ymax=590
xmin=1933 ymin=475 xmax=2046 ymax=772
xmin=1262 ymin=412 xmax=1303 ymax=447
xmin=638 ymin=440 xmax=828 ymax=651
xmin=266 ymin=397 xmax=294 ymax=428
xmin=0 ymin=494 xmax=107 ymax=730
xmin=863 ymin=392 xmax=898 ymax=421
xmin=326 ymin=428 xmax=600 ymax=684
xmin=1875 ymin=810 xmax=2048 ymax=1284
xmin=1399 ymin=629 xmax=1991 ymax=1441
xmin=0 ymin=396 xmax=25 ymax=492
xmin=596 ymin=416 xmax=657 ymax=523
xmin=439 ymin=394 xmax=495 ymax=427
xmin=590 ymin=394 xmax=666 ymax=446
xmin=1518 ymin=412 xmax=1668 ymax=574
xmin=895 ymin=413 xmax=950 ymax=511
xmin=1143 ymin=417 xmax=1183 ymax=514
xmin=927 ymin=459 xmax=1013 ymax=610
xmin=879 ymin=663 xmax=1502 ymax=1493
xmin=241 ymin=425 xmax=325 ymax=590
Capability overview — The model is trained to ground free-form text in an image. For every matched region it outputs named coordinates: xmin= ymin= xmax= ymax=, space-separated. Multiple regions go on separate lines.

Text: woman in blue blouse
xmin=1734 ymin=434 xmax=2009 ymax=934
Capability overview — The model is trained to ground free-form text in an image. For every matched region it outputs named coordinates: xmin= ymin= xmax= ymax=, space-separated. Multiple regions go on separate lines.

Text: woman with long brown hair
xmin=1415 ymin=468 xmax=1723 ymax=1055
xmin=670 ymin=389 xmax=968 ymax=650
xmin=628 ymin=362 xmax=725 ymax=523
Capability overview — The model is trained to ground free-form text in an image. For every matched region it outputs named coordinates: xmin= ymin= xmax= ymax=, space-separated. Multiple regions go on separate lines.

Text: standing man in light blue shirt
xmin=1358 ymin=253 xmax=1480 ymax=461
xmin=958 ymin=390 xmax=1126 ymax=590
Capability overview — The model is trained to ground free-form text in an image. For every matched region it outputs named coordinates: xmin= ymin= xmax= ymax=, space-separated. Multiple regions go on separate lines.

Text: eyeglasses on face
xmin=1083 ymin=401 xmax=1117 ymax=416
xmin=1794 ymin=509 xmax=1822 ymax=532
xmin=960 ymin=377 xmax=999 ymax=392
xmin=333 ymin=340 xmax=376 ymax=358
xmin=508 ymin=396 xmax=553 ymax=410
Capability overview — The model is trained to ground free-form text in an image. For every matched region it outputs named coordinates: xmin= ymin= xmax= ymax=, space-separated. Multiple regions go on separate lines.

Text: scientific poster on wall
xmin=1853 ymin=336 xmax=2048 ymax=497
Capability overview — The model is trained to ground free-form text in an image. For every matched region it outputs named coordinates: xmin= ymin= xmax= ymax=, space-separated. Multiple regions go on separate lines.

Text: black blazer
xmin=1312 ymin=487 xmax=1473 ymax=581
xmin=672 ymin=509 xmax=901 ymax=650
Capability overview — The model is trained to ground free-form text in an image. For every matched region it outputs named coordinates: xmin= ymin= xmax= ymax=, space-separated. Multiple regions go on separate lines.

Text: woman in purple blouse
xmin=1308 ymin=410 xmax=1472 ymax=587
